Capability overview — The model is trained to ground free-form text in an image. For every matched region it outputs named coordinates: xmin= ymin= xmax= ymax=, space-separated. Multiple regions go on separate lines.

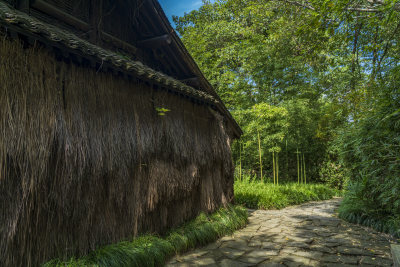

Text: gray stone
xmin=325 ymin=263 xmax=355 ymax=267
xmin=209 ymin=249 xmax=225 ymax=260
xmin=281 ymin=255 xmax=312 ymax=266
xmin=262 ymin=241 xmax=282 ymax=250
xmin=179 ymin=254 xmax=199 ymax=262
xmin=193 ymin=257 xmax=217 ymax=266
xmin=279 ymin=247 xmax=298 ymax=255
xmin=219 ymin=258 xmax=250 ymax=267
xmin=219 ymin=247 xmax=246 ymax=259
xmin=233 ymin=232 xmax=253 ymax=242
xmin=337 ymin=246 xmax=373 ymax=256
xmin=338 ymin=255 xmax=360 ymax=264
xmin=323 ymin=242 xmax=341 ymax=247
xmin=258 ymin=261 xmax=286 ymax=267
xmin=220 ymin=235 xmax=235 ymax=242
xmin=165 ymin=262 xmax=192 ymax=267
xmin=203 ymin=242 xmax=221 ymax=250
xmin=238 ymin=249 xmax=278 ymax=264
xmin=286 ymin=236 xmax=314 ymax=243
xmin=360 ymin=256 xmax=393 ymax=266
xmin=319 ymin=220 xmax=341 ymax=227
xmin=283 ymin=262 xmax=302 ymax=267
xmin=220 ymin=239 xmax=248 ymax=250
xmin=286 ymin=241 xmax=310 ymax=249
xmin=321 ymin=254 xmax=341 ymax=263
xmin=248 ymin=239 xmax=262 ymax=247
xmin=184 ymin=249 xmax=209 ymax=258
xmin=290 ymin=250 xmax=323 ymax=259
xmin=309 ymin=244 xmax=334 ymax=253
xmin=392 ymin=244 xmax=400 ymax=267
xmin=315 ymin=231 xmax=335 ymax=237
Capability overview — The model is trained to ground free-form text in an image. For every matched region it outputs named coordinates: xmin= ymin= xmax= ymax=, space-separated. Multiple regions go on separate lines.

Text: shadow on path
xmin=167 ymin=198 xmax=397 ymax=267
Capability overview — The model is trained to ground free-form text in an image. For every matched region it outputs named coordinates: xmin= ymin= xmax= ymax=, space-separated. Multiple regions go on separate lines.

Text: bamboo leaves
xmin=155 ymin=107 xmax=170 ymax=116
xmin=232 ymin=104 xmax=288 ymax=180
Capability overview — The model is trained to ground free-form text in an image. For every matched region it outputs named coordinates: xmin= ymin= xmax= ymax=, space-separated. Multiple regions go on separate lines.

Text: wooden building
xmin=0 ymin=0 xmax=241 ymax=266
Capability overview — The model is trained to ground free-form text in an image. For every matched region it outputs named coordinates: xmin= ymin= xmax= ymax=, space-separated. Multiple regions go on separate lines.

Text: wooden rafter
xmin=137 ymin=34 xmax=171 ymax=48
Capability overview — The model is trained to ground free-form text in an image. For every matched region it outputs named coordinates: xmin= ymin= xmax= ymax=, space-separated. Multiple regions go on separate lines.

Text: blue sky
xmin=158 ymin=0 xmax=204 ymax=24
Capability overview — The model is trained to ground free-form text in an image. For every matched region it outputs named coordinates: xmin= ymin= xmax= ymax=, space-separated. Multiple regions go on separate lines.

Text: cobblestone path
xmin=167 ymin=198 xmax=397 ymax=266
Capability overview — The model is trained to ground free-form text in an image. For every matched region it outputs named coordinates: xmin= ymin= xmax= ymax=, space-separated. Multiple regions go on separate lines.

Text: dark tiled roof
xmin=0 ymin=2 xmax=218 ymax=105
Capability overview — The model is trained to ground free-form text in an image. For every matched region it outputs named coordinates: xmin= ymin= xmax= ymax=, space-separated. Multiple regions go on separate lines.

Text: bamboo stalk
xmin=239 ymin=142 xmax=242 ymax=181
xmin=300 ymin=152 xmax=303 ymax=184
xmin=286 ymin=139 xmax=288 ymax=181
xmin=276 ymin=152 xmax=279 ymax=185
xmin=297 ymin=148 xmax=300 ymax=184
xmin=257 ymin=130 xmax=263 ymax=182
xmin=272 ymin=151 xmax=276 ymax=185
xmin=303 ymin=153 xmax=306 ymax=184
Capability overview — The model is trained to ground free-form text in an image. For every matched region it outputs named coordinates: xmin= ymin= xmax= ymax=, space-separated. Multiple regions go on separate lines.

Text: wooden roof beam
xmin=31 ymin=0 xmax=138 ymax=55
xmin=137 ymin=34 xmax=171 ymax=49
xmin=31 ymin=0 xmax=91 ymax=32
xmin=101 ymin=32 xmax=137 ymax=54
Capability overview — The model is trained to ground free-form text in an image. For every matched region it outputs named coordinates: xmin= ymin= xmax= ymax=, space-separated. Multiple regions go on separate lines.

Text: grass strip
xmin=43 ymin=205 xmax=248 ymax=267
xmin=234 ymin=178 xmax=340 ymax=210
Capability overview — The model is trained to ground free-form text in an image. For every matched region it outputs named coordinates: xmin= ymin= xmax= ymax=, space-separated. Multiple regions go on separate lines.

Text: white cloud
xmin=191 ymin=1 xmax=202 ymax=8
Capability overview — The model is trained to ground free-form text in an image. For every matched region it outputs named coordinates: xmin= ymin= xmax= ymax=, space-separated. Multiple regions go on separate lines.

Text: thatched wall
xmin=0 ymin=38 xmax=234 ymax=267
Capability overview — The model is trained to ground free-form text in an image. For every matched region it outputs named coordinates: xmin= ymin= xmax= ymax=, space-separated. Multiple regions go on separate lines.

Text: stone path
xmin=167 ymin=198 xmax=398 ymax=266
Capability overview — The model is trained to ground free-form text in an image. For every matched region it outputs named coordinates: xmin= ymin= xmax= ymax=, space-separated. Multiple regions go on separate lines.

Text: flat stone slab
xmin=219 ymin=258 xmax=249 ymax=267
xmin=166 ymin=198 xmax=397 ymax=266
xmin=392 ymin=244 xmax=400 ymax=267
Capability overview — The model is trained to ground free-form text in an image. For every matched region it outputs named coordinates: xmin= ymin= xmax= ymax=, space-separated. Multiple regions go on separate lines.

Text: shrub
xmin=336 ymin=89 xmax=400 ymax=237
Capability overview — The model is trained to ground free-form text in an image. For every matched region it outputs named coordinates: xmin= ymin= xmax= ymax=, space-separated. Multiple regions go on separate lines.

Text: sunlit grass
xmin=234 ymin=175 xmax=340 ymax=209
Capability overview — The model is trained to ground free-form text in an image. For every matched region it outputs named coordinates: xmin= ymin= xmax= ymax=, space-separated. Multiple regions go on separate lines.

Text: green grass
xmin=234 ymin=177 xmax=340 ymax=210
xmin=43 ymin=205 xmax=248 ymax=267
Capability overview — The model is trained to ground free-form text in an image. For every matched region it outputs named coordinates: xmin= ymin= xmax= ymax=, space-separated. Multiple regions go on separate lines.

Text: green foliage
xmin=174 ymin=0 xmax=351 ymax=182
xmin=339 ymin=182 xmax=400 ymax=238
xmin=232 ymin=103 xmax=289 ymax=177
xmin=336 ymin=84 xmax=400 ymax=237
xmin=43 ymin=206 xmax=248 ymax=267
xmin=319 ymin=160 xmax=349 ymax=190
xmin=319 ymin=140 xmax=350 ymax=190
xmin=234 ymin=174 xmax=340 ymax=210
xmin=155 ymin=107 xmax=170 ymax=116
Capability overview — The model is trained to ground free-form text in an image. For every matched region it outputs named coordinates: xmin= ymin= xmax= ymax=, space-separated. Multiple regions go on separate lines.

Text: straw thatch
xmin=0 ymin=37 xmax=234 ymax=266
